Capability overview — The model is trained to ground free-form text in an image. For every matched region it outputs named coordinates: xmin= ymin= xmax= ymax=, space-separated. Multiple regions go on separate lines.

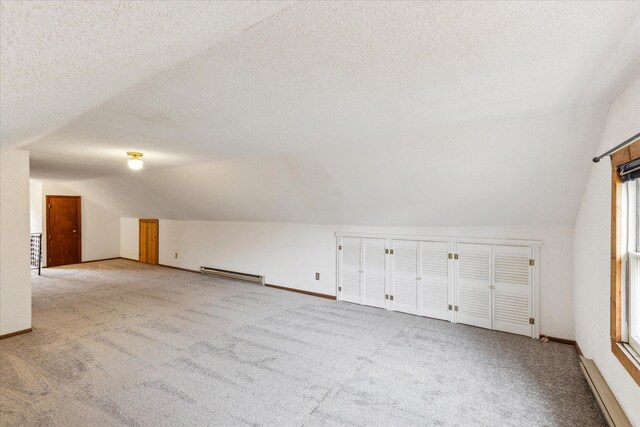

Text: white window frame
xmin=628 ymin=252 xmax=640 ymax=355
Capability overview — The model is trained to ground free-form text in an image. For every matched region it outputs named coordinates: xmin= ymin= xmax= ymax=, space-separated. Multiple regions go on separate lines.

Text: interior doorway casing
xmin=46 ymin=195 xmax=81 ymax=267
xmin=139 ymin=219 xmax=159 ymax=265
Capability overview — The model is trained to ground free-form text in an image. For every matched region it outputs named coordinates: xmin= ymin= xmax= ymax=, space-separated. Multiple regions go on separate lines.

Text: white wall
xmin=29 ymin=180 xmax=42 ymax=233
xmin=159 ymin=220 xmax=338 ymax=294
xmin=574 ymin=77 xmax=640 ymax=424
xmin=121 ymin=219 xmax=574 ymax=339
xmin=0 ymin=149 xmax=31 ymax=335
xmin=39 ymin=182 xmax=121 ymax=265
xmin=120 ymin=217 xmax=139 ymax=260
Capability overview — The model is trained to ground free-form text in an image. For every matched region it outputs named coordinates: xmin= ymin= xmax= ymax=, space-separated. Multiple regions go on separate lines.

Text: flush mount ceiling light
xmin=126 ymin=151 xmax=144 ymax=170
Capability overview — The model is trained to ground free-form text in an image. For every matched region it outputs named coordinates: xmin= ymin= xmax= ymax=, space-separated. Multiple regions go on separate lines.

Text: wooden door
xmin=139 ymin=219 xmax=159 ymax=265
xmin=46 ymin=196 xmax=81 ymax=267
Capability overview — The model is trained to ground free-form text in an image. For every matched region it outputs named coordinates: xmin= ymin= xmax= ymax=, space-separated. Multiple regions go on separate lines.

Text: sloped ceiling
xmin=5 ymin=1 xmax=640 ymax=225
xmin=0 ymin=0 xmax=292 ymax=148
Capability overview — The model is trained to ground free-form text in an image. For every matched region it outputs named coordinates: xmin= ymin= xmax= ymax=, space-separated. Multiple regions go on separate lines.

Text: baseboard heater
xmin=579 ymin=355 xmax=631 ymax=427
xmin=200 ymin=266 xmax=265 ymax=285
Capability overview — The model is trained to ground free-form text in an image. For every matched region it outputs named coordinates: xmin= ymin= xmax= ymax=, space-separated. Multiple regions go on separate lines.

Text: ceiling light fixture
xmin=126 ymin=151 xmax=144 ymax=170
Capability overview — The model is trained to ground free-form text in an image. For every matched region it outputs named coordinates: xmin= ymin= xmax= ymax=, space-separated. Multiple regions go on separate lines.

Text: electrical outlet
xmin=315 ymin=272 xmax=320 ymax=280
xmin=175 ymin=252 xmax=178 ymax=259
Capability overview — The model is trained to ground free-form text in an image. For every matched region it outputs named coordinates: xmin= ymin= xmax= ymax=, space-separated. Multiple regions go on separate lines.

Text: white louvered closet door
xmin=419 ymin=241 xmax=450 ymax=321
xmin=391 ymin=240 xmax=419 ymax=315
xmin=492 ymin=245 xmax=532 ymax=337
xmin=455 ymin=243 xmax=492 ymax=329
xmin=340 ymin=237 xmax=362 ymax=304
xmin=362 ymin=238 xmax=387 ymax=308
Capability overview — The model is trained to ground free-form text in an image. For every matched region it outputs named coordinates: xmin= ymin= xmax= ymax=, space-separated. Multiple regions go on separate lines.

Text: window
xmin=622 ymin=179 xmax=640 ymax=356
xmin=610 ymin=141 xmax=640 ymax=386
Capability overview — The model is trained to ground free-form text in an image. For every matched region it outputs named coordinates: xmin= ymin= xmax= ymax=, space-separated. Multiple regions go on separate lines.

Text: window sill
xmin=611 ymin=338 xmax=640 ymax=386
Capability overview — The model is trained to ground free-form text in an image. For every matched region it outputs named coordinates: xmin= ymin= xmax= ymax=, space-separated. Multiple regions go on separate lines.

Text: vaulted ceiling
xmin=3 ymin=1 xmax=639 ymax=225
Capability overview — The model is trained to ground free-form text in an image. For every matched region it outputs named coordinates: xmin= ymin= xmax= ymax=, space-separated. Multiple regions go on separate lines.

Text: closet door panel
xmin=419 ymin=241 xmax=449 ymax=320
xmin=340 ymin=237 xmax=362 ymax=304
xmin=456 ymin=243 xmax=492 ymax=329
xmin=391 ymin=240 xmax=419 ymax=314
xmin=493 ymin=245 xmax=532 ymax=336
xmin=363 ymin=238 xmax=387 ymax=308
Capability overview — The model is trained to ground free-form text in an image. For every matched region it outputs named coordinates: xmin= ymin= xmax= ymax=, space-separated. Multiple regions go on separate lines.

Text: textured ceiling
xmin=5 ymin=1 xmax=640 ymax=225
xmin=0 ymin=0 xmax=292 ymax=148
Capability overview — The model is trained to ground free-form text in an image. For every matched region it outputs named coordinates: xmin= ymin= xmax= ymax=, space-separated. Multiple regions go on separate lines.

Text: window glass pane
xmin=630 ymin=180 xmax=640 ymax=355
xmin=636 ymin=179 xmax=640 ymax=252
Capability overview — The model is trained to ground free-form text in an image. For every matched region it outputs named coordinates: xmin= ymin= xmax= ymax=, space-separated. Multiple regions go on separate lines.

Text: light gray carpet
xmin=1 ymin=259 xmax=604 ymax=426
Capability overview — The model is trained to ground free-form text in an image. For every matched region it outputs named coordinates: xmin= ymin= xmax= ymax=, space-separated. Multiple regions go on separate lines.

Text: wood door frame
xmin=46 ymin=195 xmax=82 ymax=267
xmin=139 ymin=218 xmax=159 ymax=265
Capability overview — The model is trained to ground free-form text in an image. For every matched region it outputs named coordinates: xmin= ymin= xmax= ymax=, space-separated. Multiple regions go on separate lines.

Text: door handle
xmin=72 ymin=230 xmax=77 ymax=233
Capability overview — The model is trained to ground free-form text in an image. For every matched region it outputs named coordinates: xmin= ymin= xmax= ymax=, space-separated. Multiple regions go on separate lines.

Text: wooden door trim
xmin=46 ymin=195 xmax=81 ymax=267
xmin=139 ymin=219 xmax=159 ymax=265
xmin=0 ymin=328 xmax=33 ymax=340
